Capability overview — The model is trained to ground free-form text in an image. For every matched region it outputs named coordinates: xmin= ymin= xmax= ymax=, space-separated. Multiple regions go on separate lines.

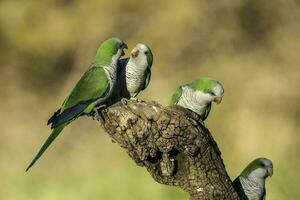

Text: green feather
xmin=146 ymin=46 xmax=153 ymax=67
xmin=94 ymin=37 xmax=123 ymax=65
xmin=240 ymin=158 xmax=265 ymax=177
xmin=202 ymin=102 xmax=211 ymax=121
xmin=169 ymin=86 xmax=183 ymax=106
xmin=61 ymin=66 xmax=109 ymax=111
xmin=142 ymin=68 xmax=151 ymax=90
xmin=189 ymin=77 xmax=217 ymax=93
xmin=49 ymin=65 xmax=109 ymax=128
xmin=142 ymin=44 xmax=153 ymax=91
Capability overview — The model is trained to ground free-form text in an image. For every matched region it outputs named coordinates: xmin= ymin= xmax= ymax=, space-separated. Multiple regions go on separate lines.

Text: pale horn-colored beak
xmin=267 ymin=166 xmax=273 ymax=177
xmin=213 ymin=96 xmax=222 ymax=104
xmin=131 ymin=47 xmax=139 ymax=58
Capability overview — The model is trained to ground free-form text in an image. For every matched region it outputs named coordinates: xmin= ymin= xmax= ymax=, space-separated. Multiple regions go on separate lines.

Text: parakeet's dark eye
xmin=209 ymin=92 xmax=215 ymax=95
xmin=260 ymin=162 xmax=265 ymax=167
xmin=145 ymin=51 xmax=148 ymax=55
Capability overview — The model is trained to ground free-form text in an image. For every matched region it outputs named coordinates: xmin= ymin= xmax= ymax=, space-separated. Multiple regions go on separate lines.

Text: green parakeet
xmin=233 ymin=157 xmax=273 ymax=200
xmin=26 ymin=37 xmax=128 ymax=171
xmin=117 ymin=43 xmax=153 ymax=98
xmin=169 ymin=77 xmax=224 ymax=121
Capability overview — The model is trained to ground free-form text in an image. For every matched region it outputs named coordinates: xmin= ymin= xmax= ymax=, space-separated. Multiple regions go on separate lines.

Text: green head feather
xmin=94 ymin=37 xmax=126 ymax=64
xmin=146 ymin=45 xmax=153 ymax=67
xmin=240 ymin=157 xmax=273 ymax=177
xmin=189 ymin=77 xmax=221 ymax=94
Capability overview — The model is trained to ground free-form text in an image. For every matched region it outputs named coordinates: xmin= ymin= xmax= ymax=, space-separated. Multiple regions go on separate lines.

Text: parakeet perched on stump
xmin=26 ymin=37 xmax=128 ymax=171
xmin=169 ymin=77 xmax=224 ymax=121
xmin=233 ymin=157 xmax=273 ymax=200
xmin=117 ymin=43 xmax=153 ymax=99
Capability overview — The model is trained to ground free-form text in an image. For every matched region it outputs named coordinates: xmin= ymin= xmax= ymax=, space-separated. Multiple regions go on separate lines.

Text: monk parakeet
xmin=26 ymin=37 xmax=128 ymax=171
xmin=169 ymin=77 xmax=224 ymax=121
xmin=233 ymin=157 xmax=273 ymax=200
xmin=117 ymin=43 xmax=153 ymax=99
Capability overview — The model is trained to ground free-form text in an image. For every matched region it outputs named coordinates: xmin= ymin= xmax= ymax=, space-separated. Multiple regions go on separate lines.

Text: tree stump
xmin=94 ymin=99 xmax=239 ymax=200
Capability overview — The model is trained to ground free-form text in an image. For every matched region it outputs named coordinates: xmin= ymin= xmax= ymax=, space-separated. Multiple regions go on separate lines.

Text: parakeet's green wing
xmin=62 ymin=66 xmax=109 ymax=110
xmin=142 ymin=68 xmax=151 ymax=90
xmin=50 ymin=66 xmax=109 ymax=128
xmin=169 ymin=86 xmax=182 ymax=106
xmin=232 ymin=177 xmax=248 ymax=200
xmin=202 ymin=102 xmax=211 ymax=121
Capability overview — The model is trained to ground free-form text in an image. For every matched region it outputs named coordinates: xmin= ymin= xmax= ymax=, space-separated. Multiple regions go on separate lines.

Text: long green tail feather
xmin=26 ymin=125 xmax=65 ymax=171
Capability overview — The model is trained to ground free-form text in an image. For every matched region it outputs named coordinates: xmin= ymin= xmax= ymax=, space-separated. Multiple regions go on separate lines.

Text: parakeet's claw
xmin=93 ymin=108 xmax=105 ymax=124
xmin=90 ymin=104 xmax=106 ymax=120
xmin=130 ymin=97 xmax=142 ymax=103
xmin=95 ymin=104 xmax=106 ymax=110
xmin=121 ymin=98 xmax=128 ymax=106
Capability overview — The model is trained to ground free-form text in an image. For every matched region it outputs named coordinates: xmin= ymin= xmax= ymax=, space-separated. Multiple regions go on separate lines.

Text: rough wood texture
xmin=94 ymin=99 xmax=239 ymax=200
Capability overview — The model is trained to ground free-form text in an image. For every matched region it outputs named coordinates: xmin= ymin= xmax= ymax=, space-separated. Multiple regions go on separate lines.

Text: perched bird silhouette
xmin=169 ymin=77 xmax=224 ymax=121
xmin=233 ymin=157 xmax=273 ymax=200
xmin=116 ymin=43 xmax=153 ymax=99
xmin=26 ymin=37 xmax=128 ymax=171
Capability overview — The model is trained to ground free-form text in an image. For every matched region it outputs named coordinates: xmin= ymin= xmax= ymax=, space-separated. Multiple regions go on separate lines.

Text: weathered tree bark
xmin=94 ymin=99 xmax=239 ymax=200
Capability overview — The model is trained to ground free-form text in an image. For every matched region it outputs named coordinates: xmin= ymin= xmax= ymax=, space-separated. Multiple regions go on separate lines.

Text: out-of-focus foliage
xmin=0 ymin=0 xmax=299 ymax=199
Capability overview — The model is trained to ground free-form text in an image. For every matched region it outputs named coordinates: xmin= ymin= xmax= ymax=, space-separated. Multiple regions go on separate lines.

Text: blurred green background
xmin=0 ymin=0 xmax=299 ymax=199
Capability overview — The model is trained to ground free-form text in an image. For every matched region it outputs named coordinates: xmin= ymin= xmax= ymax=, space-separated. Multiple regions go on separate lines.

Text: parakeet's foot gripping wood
xmin=94 ymin=99 xmax=239 ymax=200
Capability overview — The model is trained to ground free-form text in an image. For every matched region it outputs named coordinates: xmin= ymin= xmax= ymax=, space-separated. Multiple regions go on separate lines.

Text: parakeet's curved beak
xmin=214 ymin=96 xmax=222 ymax=104
xmin=267 ymin=166 xmax=273 ymax=177
xmin=131 ymin=47 xmax=139 ymax=58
